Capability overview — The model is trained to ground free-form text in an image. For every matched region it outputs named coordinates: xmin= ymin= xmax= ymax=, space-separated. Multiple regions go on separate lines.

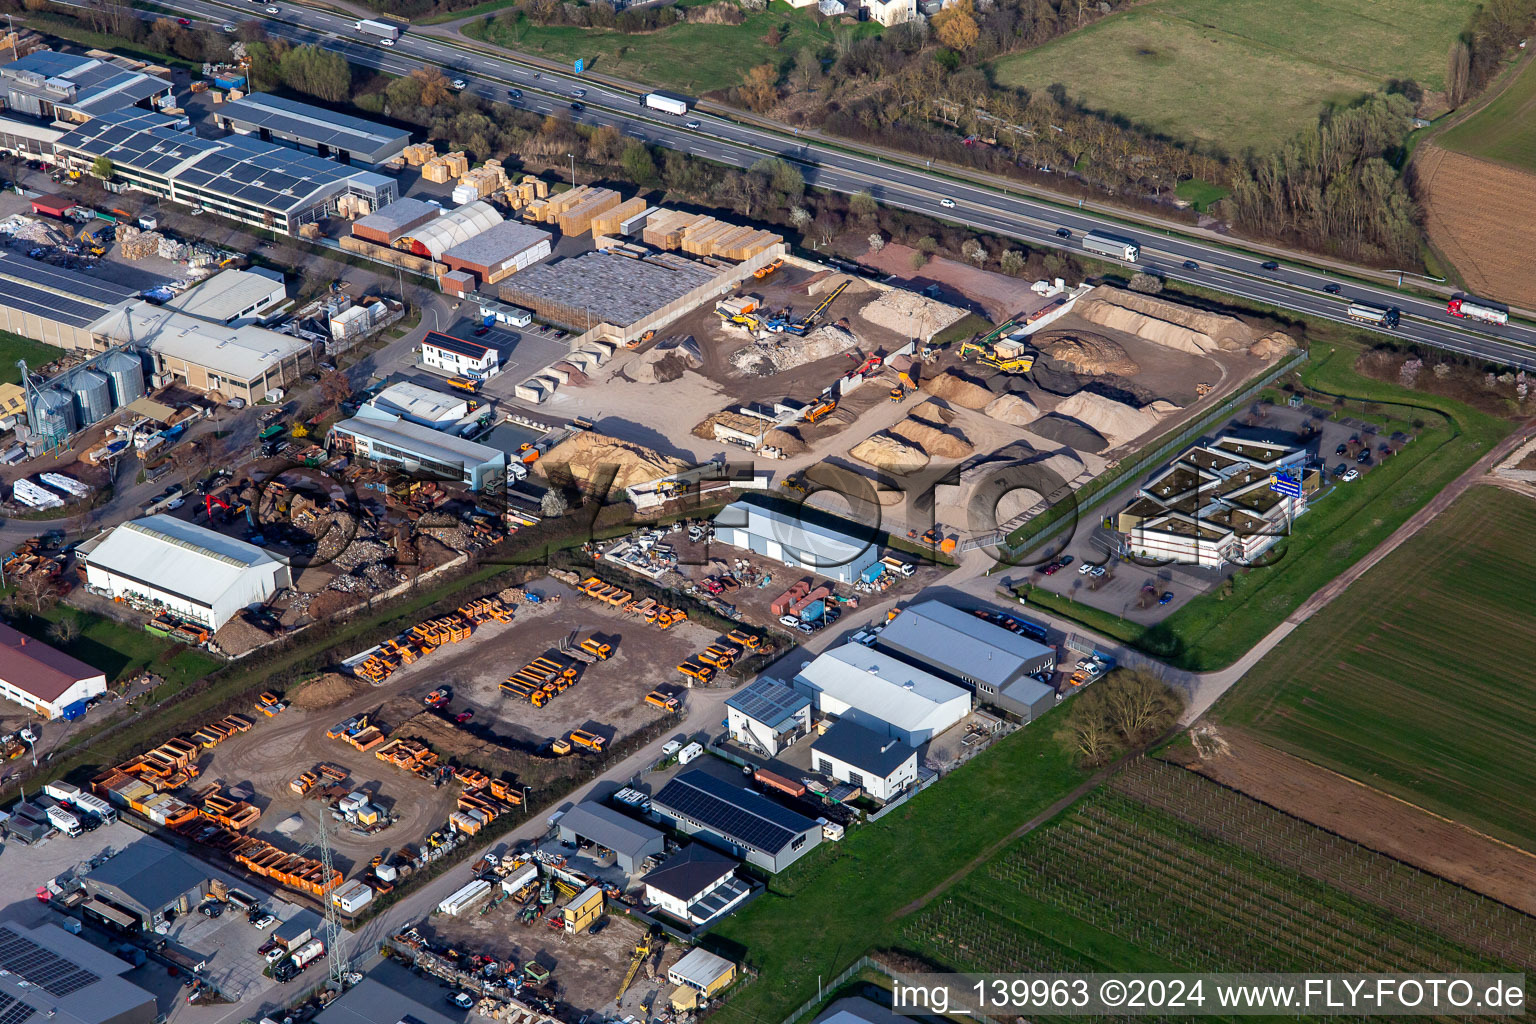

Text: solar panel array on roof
xmin=0 ymin=994 xmax=36 ymax=1024
xmin=0 ymin=929 xmax=100 ymax=996
xmin=221 ymin=93 xmax=410 ymax=162
xmin=725 ymin=678 xmax=809 ymax=728
xmin=653 ymin=770 xmax=816 ymax=855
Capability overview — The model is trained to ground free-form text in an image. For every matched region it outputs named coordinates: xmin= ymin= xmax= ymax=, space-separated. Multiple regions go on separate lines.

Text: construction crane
xmin=615 ymin=935 xmax=651 ymax=1004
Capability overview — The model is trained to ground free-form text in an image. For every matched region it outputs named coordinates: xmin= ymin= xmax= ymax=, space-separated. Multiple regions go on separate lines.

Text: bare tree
xmin=17 ymin=573 xmax=58 ymax=614
xmin=1101 ymin=669 xmax=1181 ymax=742
xmin=49 ymin=615 xmax=81 ymax=645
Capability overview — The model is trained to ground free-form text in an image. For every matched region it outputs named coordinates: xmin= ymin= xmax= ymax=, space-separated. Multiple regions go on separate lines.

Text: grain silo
xmin=70 ymin=369 xmax=112 ymax=426
xmin=99 ymin=349 xmax=146 ymax=408
xmin=28 ymin=387 xmax=76 ymax=445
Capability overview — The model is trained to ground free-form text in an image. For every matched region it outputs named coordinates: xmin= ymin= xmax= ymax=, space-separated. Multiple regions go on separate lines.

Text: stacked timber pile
xmin=590 ymin=197 xmax=648 ymax=235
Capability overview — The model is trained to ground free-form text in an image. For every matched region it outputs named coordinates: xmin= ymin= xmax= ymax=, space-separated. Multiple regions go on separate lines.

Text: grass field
xmin=991 ymin=0 xmax=1475 ymax=154
xmin=1213 ymin=485 xmax=1536 ymax=852
xmin=1437 ymin=56 xmax=1536 ymax=172
xmin=704 ymin=721 xmax=1088 ymax=1024
xmin=1018 ymin=331 xmax=1512 ymax=671
xmin=8 ymin=605 xmax=222 ymax=689
xmin=466 ymin=8 xmax=879 ymax=95
xmin=0 ymin=331 xmax=66 ymax=386
xmin=906 ymin=761 xmax=1536 ymax=985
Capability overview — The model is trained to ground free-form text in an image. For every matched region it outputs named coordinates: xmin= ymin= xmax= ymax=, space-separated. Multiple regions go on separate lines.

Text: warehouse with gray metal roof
xmin=498 ymin=250 xmax=720 ymax=329
xmin=215 ymin=92 xmax=411 ymax=168
xmin=0 ymin=251 xmax=144 ymax=351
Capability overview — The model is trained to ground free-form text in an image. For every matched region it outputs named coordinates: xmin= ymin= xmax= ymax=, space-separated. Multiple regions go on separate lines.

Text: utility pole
xmin=317 ymin=814 xmax=350 ymax=991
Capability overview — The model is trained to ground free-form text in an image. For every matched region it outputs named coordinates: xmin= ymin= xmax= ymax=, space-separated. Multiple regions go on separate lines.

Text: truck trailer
xmin=289 ymin=939 xmax=326 ymax=970
xmin=644 ymin=93 xmax=689 ymax=116
xmin=1346 ymin=302 xmax=1399 ymax=329
xmin=355 ymin=19 xmax=401 ymax=40
xmin=1447 ymin=296 xmax=1508 ymax=325
xmin=438 ymin=879 xmax=491 ymax=916
xmin=1081 ymin=231 xmax=1139 ymax=262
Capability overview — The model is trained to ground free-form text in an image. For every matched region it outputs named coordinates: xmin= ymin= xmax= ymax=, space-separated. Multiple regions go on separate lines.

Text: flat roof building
xmin=83 ymin=839 xmax=211 ymax=928
xmin=0 ymin=921 xmax=157 ymax=1024
xmin=441 ymin=221 xmax=552 ymax=287
xmin=90 ymin=301 xmax=314 ymax=402
xmin=793 ymin=644 xmax=971 ymax=746
xmin=498 ymin=249 xmax=719 ymax=330
xmin=406 ymin=201 xmax=502 ymax=261
xmin=216 ymin=92 xmax=411 ymax=169
xmin=161 ymin=268 xmax=286 ymax=325
xmin=666 ymin=947 xmax=737 ymax=1000
xmin=1 ymin=51 xmax=171 ymax=124
xmin=421 ymin=331 xmax=499 ymax=379
xmin=313 ymin=977 xmax=460 ymax=1024
xmin=56 ymin=110 xmax=397 ymax=234
xmin=556 ymin=800 xmax=665 ymax=873
xmin=0 ymin=622 xmax=106 ymax=721
xmin=651 ymin=769 xmax=822 ymax=873
xmin=713 ymin=497 xmax=880 ymax=585
xmin=366 ymin=381 xmax=470 ymax=429
xmin=328 ymin=408 xmax=506 ymax=491
xmin=810 ymin=719 xmax=917 ymax=801
xmin=641 ymin=844 xmax=749 ymax=928
xmin=725 ymin=678 xmax=812 ymax=757
xmin=351 ymin=197 xmax=443 ymax=247
xmin=0 ymin=250 xmax=143 ymax=352
xmin=81 ymin=514 xmax=293 ymax=630
xmin=875 ymin=600 xmax=1057 ymax=720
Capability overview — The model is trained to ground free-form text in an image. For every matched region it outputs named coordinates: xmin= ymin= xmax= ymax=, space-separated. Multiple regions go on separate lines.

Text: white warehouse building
xmin=81 ymin=515 xmax=293 ymax=630
xmin=713 ymin=498 xmax=880 ymax=585
xmin=792 ymin=643 xmax=971 ymax=746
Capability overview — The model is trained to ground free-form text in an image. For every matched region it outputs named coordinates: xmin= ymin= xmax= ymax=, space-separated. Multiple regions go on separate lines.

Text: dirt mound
xmin=290 ymin=672 xmax=365 ymax=710
xmin=1028 ymin=413 xmax=1109 ymax=453
xmin=859 ymin=288 xmax=967 ymax=340
xmin=1053 ymin=391 xmax=1168 ymax=446
xmin=984 ymin=393 xmax=1039 ymax=426
xmin=693 ymin=409 xmax=767 ymax=442
xmin=731 ymin=324 xmax=860 ymax=375
xmin=1076 ymin=286 xmax=1252 ymax=354
xmin=633 ymin=336 xmax=702 ymax=384
xmin=762 ymin=427 xmax=809 ymax=454
xmin=921 ymin=370 xmax=994 ymax=409
xmin=1035 ymin=330 xmax=1140 ymax=375
xmin=850 ymin=433 xmax=929 ymax=474
xmin=890 ymin=404 xmax=973 ymax=458
xmin=538 ymin=431 xmax=688 ymax=491
xmin=1250 ymin=331 xmax=1297 ymax=359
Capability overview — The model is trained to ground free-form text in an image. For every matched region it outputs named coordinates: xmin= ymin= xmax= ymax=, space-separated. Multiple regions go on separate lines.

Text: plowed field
xmin=1417 ymin=145 xmax=1536 ymax=308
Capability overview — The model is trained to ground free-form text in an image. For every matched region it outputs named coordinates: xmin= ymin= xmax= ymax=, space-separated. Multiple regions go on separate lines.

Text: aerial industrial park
xmin=0 ymin=4 xmax=1530 ymax=1024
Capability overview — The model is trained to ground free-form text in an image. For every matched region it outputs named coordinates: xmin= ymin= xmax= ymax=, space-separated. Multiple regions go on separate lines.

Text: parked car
xmin=454 ymin=710 xmax=474 ymax=724
xmin=1334 ymin=463 xmax=1347 ymax=476
xmin=252 ymin=914 xmax=276 ymax=930
xmin=1077 ymin=562 xmax=1094 ymax=575
xmin=473 ymin=325 xmax=490 ymax=336
xmin=264 ymin=948 xmax=286 ymax=964
xmin=1089 ymin=565 xmax=1106 ymax=577
xmin=1336 ymin=443 xmax=1348 ymax=454
xmin=1158 ymin=591 xmax=1174 ymax=605
xmin=795 ymin=622 xmax=815 ymax=634
xmin=1041 ymin=562 xmax=1061 ymax=576
xmin=165 ymin=497 xmax=185 ymax=510
xmin=778 ymin=614 xmax=800 ymax=628
xmin=1343 ymin=468 xmax=1360 ymax=481
xmin=450 ymin=994 xmax=474 ymax=1010
xmin=1057 ymin=555 xmax=1073 ymax=567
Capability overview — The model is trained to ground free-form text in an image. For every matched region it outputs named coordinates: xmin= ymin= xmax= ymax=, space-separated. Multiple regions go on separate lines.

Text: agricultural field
xmin=906 ymin=762 xmax=1536 ymax=989
xmin=466 ymin=7 xmax=879 ymax=95
xmin=1212 ymin=485 xmax=1536 ymax=852
xmin=991 ymin=0 xmax=1474 ymax=154
xmin=1416 ymin=144 xmax=1536 ymax=308
xmin=1437 ymin=56 xmax=1536 ymax=171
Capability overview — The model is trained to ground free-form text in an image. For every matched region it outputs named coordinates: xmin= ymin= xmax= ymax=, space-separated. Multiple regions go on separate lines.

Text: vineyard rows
xmin=1113 ymin=760 xmax=1536 ymax=969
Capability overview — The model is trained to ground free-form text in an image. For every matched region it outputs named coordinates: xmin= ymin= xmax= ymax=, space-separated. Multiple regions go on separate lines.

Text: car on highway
xmin=380 ymin=38 xmax=394 ymax=46
xmin=1343 ymin=468 xmax=1360 ymax=482
xmin=1261 ymin=260 xmax=1279 ymax=270
xmin=1323 ymin=283 xmax=1341 ymax=294
xmin=1182 ymin=260 xmax=1198 ymax=270
xmin=451 ymin=78 xmax=468 ymax=90
xmin=940 ymin=198 xmax=956 ymax=208
xmin=265 ymin=5 xmax=279 ymax=11
xmin=685 ymin=120 xmax=701 ymax=129
xmin=176 ymin=16 xmax=191 ymax=25
xmin=573 ymin=88 xmax=587 ymax=97
xmin=1159 ymin=591 xmax=1174 ymax=605
xmin=508 ymin=87 xmax=522 ymax=99
xmin=221 ymin=22 xmax=235 ymax=31
xmin=570 ymin=101 xmax=584 ymax=111
xmin=1056 ymin=227 xmax=1071 ymax=238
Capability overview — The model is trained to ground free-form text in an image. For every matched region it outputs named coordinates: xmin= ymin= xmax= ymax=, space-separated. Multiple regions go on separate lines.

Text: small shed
xmin=668 ymin=947 xmax=737 ymax=998
xmin=30 ymin=195 xmax=76 ymax=219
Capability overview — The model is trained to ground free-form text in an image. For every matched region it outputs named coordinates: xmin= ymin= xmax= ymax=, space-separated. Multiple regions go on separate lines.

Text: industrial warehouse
xmin=327 ymin=406 xmax=507 ymax=491
xmin=214 ymin=92 xmax=412 ymax=170
xmin=713 ymin=497 xmax=881 ymax=585
xmin=0 ymin=622 xmax=106 ymax=720
xmin=651 ymin=769 xmax=823 ymax=873
xmin=0 ymin=922 xmax=157 ymax=1024
xmin=793 ymin=644 xmax=972 ymax=746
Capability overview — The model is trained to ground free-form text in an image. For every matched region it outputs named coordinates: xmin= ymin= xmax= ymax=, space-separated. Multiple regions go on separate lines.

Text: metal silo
xmin=70 ymin=369 xmax=112 ymax=426
xmin=99 ymin=350 xmax=146 ymax=408
xmin=29 ymin=387 xmax=76 ymax=445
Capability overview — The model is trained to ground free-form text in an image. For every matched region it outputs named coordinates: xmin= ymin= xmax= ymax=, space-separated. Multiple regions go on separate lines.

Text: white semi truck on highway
xmin=1447 ymin=296 xmax=1508 ymax=325
xmin=356 ymin=19 xmax=401 ymax=41
xmin=1082 ymin=230 xmax=1139 ymax=262
xmin=644 ymin=93 xmax=690 ymax=116
xmin=1347 ymin=301 xmax=1400 ymax=329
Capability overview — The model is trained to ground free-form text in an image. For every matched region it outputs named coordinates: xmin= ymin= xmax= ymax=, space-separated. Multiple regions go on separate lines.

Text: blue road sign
xmin=574 ymin=58 xmax=584 ymax=74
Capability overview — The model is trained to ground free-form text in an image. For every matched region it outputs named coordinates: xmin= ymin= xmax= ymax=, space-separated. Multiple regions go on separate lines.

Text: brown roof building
xmin=0 ymin=622 xmax=107 ymax=720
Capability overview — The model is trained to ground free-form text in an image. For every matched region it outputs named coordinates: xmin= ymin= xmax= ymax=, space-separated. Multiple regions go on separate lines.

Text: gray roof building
xmin=352 ymin=198 xmax=442 ymax=245
xmin=875 ymin=600 xmax=1056 ymax=718
xmin=810 ymin=719 xmax=919 ymax=801
xmin=216 ymin=92 xmax=411 ymax=168
xmin=0 ymin=921 xmax=157 ymax=1024
xmin=557 ymin=801 xmax=665 ymax=873
xmin=725 ymin=678 xmax=812 ymax=756
xmin=328 ymin=409 xmax=506 ymax=492
xmin=0 ymin=51 xmax=171 ymax=123
xmin=498 ymin=250 xmax=718 ymax=329
xmin=713 ymin=497 xmax=881 ymax=585
xmin=83 ymin=839 xmax=210 ymax=926
xmin=313 ymin=977 xmax=460 ymax=1024
xmin=0 ymin=251 xmax=144 ymax=351
xmin=651 ymin=770 xmax=822 ymax=873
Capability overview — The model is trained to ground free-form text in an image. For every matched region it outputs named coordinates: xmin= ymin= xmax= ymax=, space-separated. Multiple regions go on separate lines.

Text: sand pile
xmin=1028 ymin=414 xmax=1109 ymax=453
xmin=693 ymin=409 xmax=769 ymax=441
xmin=922 ymin=369 xmax=994 ymax=409
xmin=889 ymin=402 xmax=973 ymax=458
xmin=1250 ymin=331 xmax=1297 ymax=359
xmin=763 ymin=427 xmax=809 ymax=454
xmin=632 ymin=335 xmax=703 ymax=384
xmin=538 ymin=431 xmax=689 ymax=491
xmin=850 ymin=433 xmax=929 ymax=474
xmin=1053 ymin=391 xmax=1169 ymax=446
xmin=731 ymin=324 xmax=860 ymax=375
xmin=1076 ymin=286 xmax=1252 ymax=354
xmin=1035 ymin=330 xmax=1140 ymax=375
xmin=290 ymin=672 xmax=365 ymax=710
xmin=859 ymin=289 xmax=967 ymax=339
xmin=984 ymin=393 xmax=1040 ymax=426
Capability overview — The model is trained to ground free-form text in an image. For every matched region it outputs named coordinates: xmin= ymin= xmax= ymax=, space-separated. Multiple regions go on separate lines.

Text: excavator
xmin=959 ymin=317 xmax=1036 ymax=373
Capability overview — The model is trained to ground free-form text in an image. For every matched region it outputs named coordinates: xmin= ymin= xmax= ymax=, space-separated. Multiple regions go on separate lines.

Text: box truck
xmin=438 ymin=879 xmax=491 ymax=916
xmin=644 ymin=93 xmax=689 ymax=116
xmin=355 ymin=19 xmax=400 ymax=41
xmin=1346 ymin=301 xmax=1399 ymax=329
xmin=1081 ymin=231 xmax=1139 ymax=262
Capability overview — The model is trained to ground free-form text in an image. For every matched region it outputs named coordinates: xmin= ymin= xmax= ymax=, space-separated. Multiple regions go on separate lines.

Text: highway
xmin=131 ymin=0 xmax=1536 ymax=370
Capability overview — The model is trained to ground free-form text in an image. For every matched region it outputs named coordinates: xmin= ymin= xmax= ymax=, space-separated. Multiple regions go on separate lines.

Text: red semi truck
xmin=1447 ymin=296 xmax=1508 ymax=325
